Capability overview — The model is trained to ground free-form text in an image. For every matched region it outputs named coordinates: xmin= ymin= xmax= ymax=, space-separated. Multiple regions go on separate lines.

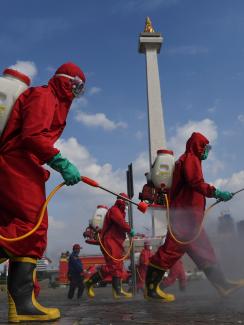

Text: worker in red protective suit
xmin=136 ymin=241 xmax=153 ymax=293
xmin=145 ymin=132 xmax=244 ymax=301
xmin=0 ymin=62 xmax=86 ymax=322
xmin=85 ymin=193 xmax=135 ymax=299
xmin=161 ymin=258 xmax=187 ymax=292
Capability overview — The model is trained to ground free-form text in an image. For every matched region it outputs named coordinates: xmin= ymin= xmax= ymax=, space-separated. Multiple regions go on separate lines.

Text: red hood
xmin=185 ymin=132 xmax=209 ymax=159
xmin=48 ymin=61 xmax=86 ymax=103
xmin=115 ymin=192 xmax=128 ymax=212
xmin=115 ymin=199 xmax=126 ymax=212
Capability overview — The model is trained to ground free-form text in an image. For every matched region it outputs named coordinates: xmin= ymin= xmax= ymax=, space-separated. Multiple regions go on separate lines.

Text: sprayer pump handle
xmin=81 ymin=176 xmax=99 ymax=187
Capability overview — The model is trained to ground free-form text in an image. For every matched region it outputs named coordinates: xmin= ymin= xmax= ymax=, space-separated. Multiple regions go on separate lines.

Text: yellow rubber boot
xmin=120 ymin=279 xmax=132 ymax=298
xmin=84 ymin=271 xmax=102 ymax=298
xmin=8 ymin=257 xmax=60 ymax=323
xmin=144 ymin=264 xmax=175 ymax=302
xmin=204 ymin=265 xmax=244 ymax=297
xmin=112 ymin=277 xmax=132 ymax=299
xmin=214 ymin=279 xmax=244 ymax=297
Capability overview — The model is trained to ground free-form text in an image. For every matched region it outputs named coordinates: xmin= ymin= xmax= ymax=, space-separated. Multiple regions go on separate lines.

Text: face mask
xmin=201 ymin=144 xmax=211 ymax=160
xmin=55 ymin=73 xmax=85 ymax=97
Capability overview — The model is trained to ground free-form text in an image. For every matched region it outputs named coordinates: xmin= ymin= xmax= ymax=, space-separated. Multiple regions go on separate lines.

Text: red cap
xmin=3 ymin=68 xmax=31 ymax=86
xmin=118 ymin=193 xmax=129 ymax=200
xmin=97 ymin=205 xmax=108 ymax=209
xmin=157 ymin=149 xmax=174 ymax=155
xmin=73 ymin=244 xmax=81 ymax=250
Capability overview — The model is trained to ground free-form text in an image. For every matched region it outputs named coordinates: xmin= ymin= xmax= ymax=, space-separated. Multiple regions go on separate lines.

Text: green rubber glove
xmin=47 ymin=153 xmax=81 ymax=186
xmin=130 ymin=229 xmax=136 ymax=237
xmin=214 ymin=189 xmax=233 ymax=201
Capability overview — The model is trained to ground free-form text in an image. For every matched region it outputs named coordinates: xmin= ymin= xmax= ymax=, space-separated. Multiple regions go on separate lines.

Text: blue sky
xmin=1 ymin=0 xmax=244 ymax=263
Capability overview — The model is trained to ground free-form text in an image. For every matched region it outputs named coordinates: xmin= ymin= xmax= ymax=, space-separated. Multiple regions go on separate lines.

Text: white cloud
xmin=168 ymin=118 xmax=218 ymax=158
xmin=167 ymin=45 xmax=208 ymax=56
xmin=89 ymin=87 xmax=101 ymax=95
xmin=48 ymin=216 xmax=65 ymax=230
xmin=213 ymin=171 xmax=244 ymax=192
xmin=9 ymin=60 xmax=37 ymax=81
xmin=238 ymin=114 xmax=244 ymax=123
xmin=71 ymin=97 xmax=88 ymax=110
xmin=208 ymin=170 xmax=244 ymax=223
xmin=55 ymin=137 xmax=125 ymax=191
xmin=167 ymin=119 xmax=224 ymax=177
xmin=75 ymin=111 xmax=127 ymax=131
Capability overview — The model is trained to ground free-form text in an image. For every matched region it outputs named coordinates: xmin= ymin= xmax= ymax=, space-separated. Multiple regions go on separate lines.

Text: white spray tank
xmin=91 ymin=205 xmax=108 ymax=230
xmin=151 ymin=149 xmax=175 ymax=190
xmin=0 ymin=68 xmax=31 ymax=135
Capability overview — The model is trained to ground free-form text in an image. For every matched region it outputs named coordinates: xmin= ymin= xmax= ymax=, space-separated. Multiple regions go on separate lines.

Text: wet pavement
xmin=1 ymin=279 xmax=244 ymax=324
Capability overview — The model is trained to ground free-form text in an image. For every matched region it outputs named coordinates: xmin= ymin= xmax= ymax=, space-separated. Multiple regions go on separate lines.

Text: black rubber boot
xmin=112 ymin=277 xmax=132 ymax=298
xmin=203 ymin=265 xmax=244 ymax=297
xmin=0 ymin=247 xmax=9 ymax=264
xmin=8 ymin=257 xmax=60 ymax=323
xmin=144 ymin=265 xmax=175 ymax=302
xmin=84 ymin=271 xmax=102 ymax=298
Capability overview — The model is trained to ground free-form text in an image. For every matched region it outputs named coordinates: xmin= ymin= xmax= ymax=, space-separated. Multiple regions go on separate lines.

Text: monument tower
xmin=138 ymin=17 xmax=168 ymax=237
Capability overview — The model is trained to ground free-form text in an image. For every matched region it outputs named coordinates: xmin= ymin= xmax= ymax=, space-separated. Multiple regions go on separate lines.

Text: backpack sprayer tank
xmin=139 ymin=149 xmax=175 ymax=206
xmin=0 ymin=68 xmax=30 ymax=135
xmin=83 ymin=205 xmax=108 ymax=245
xmin=151 ymin=149 xmax=175 ymax=190
xmin=90 ymin=205 xmax=108 ymax=230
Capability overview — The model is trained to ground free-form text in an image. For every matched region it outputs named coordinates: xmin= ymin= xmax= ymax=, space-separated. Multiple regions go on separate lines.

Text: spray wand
xmin=206 ymin=187 xmax=244 ymax=211
xmin=81 ymin=176 xmax=148 ymax=213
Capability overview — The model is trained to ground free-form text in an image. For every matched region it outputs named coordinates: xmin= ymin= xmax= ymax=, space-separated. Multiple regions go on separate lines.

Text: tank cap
xmin=97 ymin=205 xmax=108 ymax=209
xmin=157 ymin=149 xmax=174 ymax=155
xmin=3 ymin=68 xmax=31 ymax=86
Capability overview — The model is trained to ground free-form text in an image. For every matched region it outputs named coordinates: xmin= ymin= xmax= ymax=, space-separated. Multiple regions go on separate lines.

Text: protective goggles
xmin=55 ymin=73 xmax=85 ymax=97
xmin=205 ymin=144 xmax=212 ymax=151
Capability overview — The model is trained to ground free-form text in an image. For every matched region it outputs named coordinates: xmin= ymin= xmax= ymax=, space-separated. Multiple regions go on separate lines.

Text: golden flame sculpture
xmin=144 ymin=17 xmax=155 ymax=33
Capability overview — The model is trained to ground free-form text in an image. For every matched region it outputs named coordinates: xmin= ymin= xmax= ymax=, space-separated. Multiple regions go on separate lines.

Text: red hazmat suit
xmin=136 ymin=246 xmax=153 ymax=290
xmin=161 ymin=259 xmax=187 ymax=290
xmin=99 ymin=198 xmax=131 ymax=278
xmin=0 ymin=62 xmax=85 ymax=258
xmin=150 ymin=132 xmax=217 ymax=270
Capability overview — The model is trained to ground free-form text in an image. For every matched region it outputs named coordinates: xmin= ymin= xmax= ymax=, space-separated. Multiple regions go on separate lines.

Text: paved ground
xmin=1 ymin=279 xmax=244 ymax=325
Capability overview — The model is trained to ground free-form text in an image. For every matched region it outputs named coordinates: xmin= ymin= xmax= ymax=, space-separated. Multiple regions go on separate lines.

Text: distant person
xmin=67 ymin=244 xmax=85 ymax=300
xmin=145 ymin=132 xmax=244 ymax=301
xmin=85 ymin=194 xmax=135 ymax=298
xmin=161 ymin=259 xmax=187 ymax=292
xmin=136 ymin=241 xmax=153 ymax=293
